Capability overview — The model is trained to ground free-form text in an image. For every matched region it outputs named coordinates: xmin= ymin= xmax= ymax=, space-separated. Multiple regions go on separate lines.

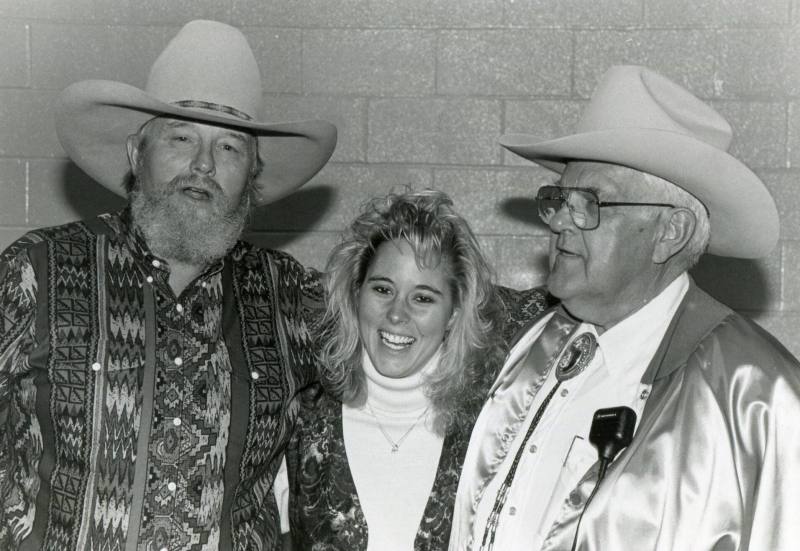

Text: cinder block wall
xmin=1 ymin=1 xmax=799 ymax=353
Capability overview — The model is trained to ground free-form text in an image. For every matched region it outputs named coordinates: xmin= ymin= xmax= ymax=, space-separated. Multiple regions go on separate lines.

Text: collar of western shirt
xmin=588 ymin=272 xmax=690 ymax=378
xmin=361 ymin=347 xmax=440 ymax=414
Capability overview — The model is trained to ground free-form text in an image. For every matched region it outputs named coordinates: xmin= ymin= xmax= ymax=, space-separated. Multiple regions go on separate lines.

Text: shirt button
xmin=509 ymin=506 xmax=517 ymax=515
xmin=640 ymin=389 xmax=650 ymax=400
xmin=200 ymin=281 xmax=207 ymax=288
xmin=152 ymin=260 xmax=161 ymax=268
xmin=146 ymin=275 xmax=154 ymax=284
xmin=173 ymin=418 xmax=182 ymax=427
xmin=250 ymin=371 xmax=260 ymax=380
xmin=560 ymin=388 xmax=569 ymax=397
xmin=167 ymin=481 xmax=177 ymax=492
xmin=176 ymin=304 xmax=184 ymax=313
xmin=529 ymin=444 xmax=538 ymax=453
xmin=569 ymin=491 xmax=582 ymax=507
xmin=159 ymin=548 xmax=168 ymax=551
xmin=91 ymin=362 xmax=101 ymax=372
xmin=174 ymin=357 xmax=183 ymax=366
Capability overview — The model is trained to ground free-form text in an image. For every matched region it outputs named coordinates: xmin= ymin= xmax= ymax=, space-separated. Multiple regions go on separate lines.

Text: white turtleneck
xmin=342 ymin=349 xmax=446 ymax=551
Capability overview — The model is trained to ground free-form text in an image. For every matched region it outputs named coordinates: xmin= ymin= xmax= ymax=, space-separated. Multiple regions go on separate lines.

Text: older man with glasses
xmin=449 ymin=65 xmax=800 ymax=551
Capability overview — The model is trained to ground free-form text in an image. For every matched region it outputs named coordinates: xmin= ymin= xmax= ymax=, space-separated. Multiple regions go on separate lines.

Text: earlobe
xmin=447 ymin=307 xmax=460 ymax=331
xmin=653 ymin=208 xmax=695 ymax=264
xmin=126 ymin=134 xmax=140 ymax=175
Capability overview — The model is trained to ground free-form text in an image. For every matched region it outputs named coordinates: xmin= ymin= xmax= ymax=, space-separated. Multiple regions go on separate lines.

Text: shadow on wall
xmin=59 ymin=162 xmax=126 ymax=220
xmin=246 ymin=185 xmax=335 ymax=250
xmin=500 ymin=195 xmax=774 ymax=311
xmin=501 ymin=196 xmax=551 ymax=277
xmin=689 ymin=255 xmax=773 ymax=312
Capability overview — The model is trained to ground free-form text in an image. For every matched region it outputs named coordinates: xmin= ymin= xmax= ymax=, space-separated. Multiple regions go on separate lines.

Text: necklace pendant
xmin=391 ymin=444 xmax=399 ymax=453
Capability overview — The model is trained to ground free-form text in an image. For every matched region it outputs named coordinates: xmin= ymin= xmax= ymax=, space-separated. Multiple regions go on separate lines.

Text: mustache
xmin=170 ymin=173 xmax=223 ymax=194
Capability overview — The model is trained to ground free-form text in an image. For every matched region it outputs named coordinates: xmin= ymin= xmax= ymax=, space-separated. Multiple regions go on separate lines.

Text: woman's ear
xmin=446 ymin=307 xmax=460 ymax=331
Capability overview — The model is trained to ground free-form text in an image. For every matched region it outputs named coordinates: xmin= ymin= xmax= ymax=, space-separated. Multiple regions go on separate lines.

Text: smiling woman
xmin=280 ymin=189 xmax=551 ymax=551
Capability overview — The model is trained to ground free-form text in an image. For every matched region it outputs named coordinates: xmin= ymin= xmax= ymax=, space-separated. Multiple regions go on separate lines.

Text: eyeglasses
xmin=536 ymin=185 xmax=676 ymax=231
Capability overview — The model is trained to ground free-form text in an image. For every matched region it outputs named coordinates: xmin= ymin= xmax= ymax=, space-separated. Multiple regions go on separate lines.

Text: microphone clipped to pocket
xmin=589 ymin=406 xmax=637 ymax=481
xmin=570 ymin=406 xmax=637 ymax=551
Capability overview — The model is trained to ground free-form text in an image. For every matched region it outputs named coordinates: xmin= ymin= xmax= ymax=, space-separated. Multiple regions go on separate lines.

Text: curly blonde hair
xmin=318 ymin=189 xmax=506 ymax=434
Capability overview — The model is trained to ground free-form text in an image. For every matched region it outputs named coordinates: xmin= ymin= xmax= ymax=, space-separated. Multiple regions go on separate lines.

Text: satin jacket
xmin=452 ymin=281 xmax=800 ymax=551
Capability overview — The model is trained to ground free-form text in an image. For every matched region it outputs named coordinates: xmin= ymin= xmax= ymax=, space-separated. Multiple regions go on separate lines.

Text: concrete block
xmin=244 ymin=231 xmax=342 ymax=272
xmin=0 ymin=0 xmax=97 ymax=21
xmin=503 ymin=100 xmax=586 ymax=166
xmin=115 ymin=1 xmax=230 ymax=24
xmin=31 ymin=23 xmax=169 ymax=90
xmin=0 ymin=89 xmax=62 ymax=158
xmin=432 ymin=167 xmax=556 ymax=235
xmin=28 ymin=160 xmax=124 ymax=227
xmin=717 ymin=29 xmax=800 ymax=98
xmin=243 ymin=28 xmax=304 ymax=95
xmin=691 ymin=250 xmax=781 ymax=312
xmin=261 ymin=95 xmax=367 ymax=163
xmin=0 ymin=160 xmax=27 ymax=226
xmin=505 ymin=0 xmax=643 ymax=27
xmin=712 ymin=101 xmax=787 ymax=170
xmin=645 ymin=0 xmax=790 ymax=26
xmin=760 ymin=170 xmax=800 ymax=239
xmin=480 ymin=235 xmax=550 ymax=290
xmin=790 ymin=102 xmax=800 ymax=169
xmin=0 ymin=227 xmax=28 ymax=253
xmin=230 ymin=0 xmax=369 ymax=28
xmin=575 ymin=30 xmax=717 ymax=99
xmin=368 ymin=98 xmax=502 ymax=165
xmin=0 ymin=0 xmax=228 ymax=23
xmin=366 ymin=0 xmax=504 ymax=28
xmin=249 ymin=163 xmax=433 ymax=232
xmin=437 ymin=30 xmax=572 ymax=96
xmin=0 ymin=23 xmax=29 ymax=88
xmin=303 ymin=30 xmax=436 ymax=96
xmin=781 ymin=239 xmax=800 ymax=311
xmin=752 ymin=312 xmax=800 ymax=359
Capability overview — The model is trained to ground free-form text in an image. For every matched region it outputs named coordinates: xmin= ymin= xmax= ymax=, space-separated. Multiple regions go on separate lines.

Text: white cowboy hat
xmin=55 ymin=19 xmax=337 ymax=206
xmin=500 ymin=65 xmax=778 ymax=259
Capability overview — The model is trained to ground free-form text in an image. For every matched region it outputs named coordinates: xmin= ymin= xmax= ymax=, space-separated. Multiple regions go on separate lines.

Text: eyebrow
xmin=365 ymin=275 xmax=445 ymax=297
xmin=163 ymin=119 xmax=249 ymax=143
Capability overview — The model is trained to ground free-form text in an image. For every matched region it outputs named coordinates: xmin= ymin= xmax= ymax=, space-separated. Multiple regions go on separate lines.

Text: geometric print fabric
xmin=0 ymin=210 xmax=325 ymax=551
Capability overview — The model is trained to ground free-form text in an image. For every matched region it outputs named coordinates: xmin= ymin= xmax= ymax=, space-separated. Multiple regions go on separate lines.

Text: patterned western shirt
xmin=0 ymin=210 xmax=324 ymax=551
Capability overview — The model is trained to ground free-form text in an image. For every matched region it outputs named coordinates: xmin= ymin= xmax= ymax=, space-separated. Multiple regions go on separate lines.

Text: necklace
xmin=365 ymin=402 xmax=430 ymax=453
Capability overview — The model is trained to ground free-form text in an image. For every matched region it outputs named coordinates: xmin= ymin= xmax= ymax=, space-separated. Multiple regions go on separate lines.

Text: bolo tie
xmin=480 ymin=330 xmax=598 ymax=551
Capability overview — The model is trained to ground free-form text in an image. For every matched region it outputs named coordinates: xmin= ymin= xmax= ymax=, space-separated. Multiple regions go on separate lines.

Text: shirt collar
xmin=589 ymin=272 xmax=690 ymax=378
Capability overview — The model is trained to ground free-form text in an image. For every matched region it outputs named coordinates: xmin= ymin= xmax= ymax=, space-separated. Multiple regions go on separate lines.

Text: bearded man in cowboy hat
xmin=0 ymin=20 xmax=336 ymax=550
xmin=449 ymin=65 xmax=800 ymax=551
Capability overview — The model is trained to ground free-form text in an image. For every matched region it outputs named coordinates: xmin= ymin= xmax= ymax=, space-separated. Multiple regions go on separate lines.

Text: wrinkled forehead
xmin=560 ymin=161 xmax=640 ymax=197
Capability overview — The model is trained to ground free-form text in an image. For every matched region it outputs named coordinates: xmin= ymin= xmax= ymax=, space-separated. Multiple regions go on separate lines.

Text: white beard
xmin=130 ymin=173 xmax=251 ymax=266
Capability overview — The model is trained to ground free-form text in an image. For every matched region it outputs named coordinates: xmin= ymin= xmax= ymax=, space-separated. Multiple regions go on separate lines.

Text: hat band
xmin=172 ymin=99 xmax=253 ymax=121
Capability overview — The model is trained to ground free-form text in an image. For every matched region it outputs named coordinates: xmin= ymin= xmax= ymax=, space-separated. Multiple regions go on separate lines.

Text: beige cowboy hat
xmin=55 ymin=19 xmax=337 ymax=206
xmin=500 ymin=65 xmax=778 ymax=259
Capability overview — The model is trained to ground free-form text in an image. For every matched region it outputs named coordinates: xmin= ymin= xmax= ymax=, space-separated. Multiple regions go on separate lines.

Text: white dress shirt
xmin=450 ymin=273 xmax=689 ymax=551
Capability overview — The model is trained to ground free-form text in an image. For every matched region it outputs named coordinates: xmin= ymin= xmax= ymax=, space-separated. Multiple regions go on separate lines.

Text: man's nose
xmin=548 ymin=201 xmax=574 ymax=231
xmin=191 ymin=143 xmax=216 ymax=175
